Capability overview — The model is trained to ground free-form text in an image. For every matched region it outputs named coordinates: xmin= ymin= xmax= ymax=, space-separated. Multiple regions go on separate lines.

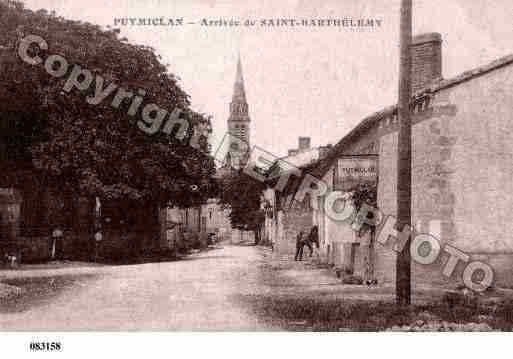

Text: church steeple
xmin=229 ymin=54 xmax=249 ymax=122
xmin=226 ymin=54 xmax=251 ymax=169
xmin=232 ymin=55 xmax=247 ymax=104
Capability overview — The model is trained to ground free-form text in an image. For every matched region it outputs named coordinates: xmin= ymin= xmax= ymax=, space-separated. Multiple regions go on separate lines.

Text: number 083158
xmin=29 ymin=342 xmax=62 ymax=351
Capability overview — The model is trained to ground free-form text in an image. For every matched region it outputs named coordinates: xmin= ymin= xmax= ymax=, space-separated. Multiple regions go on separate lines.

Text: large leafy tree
xmin=0 ymin=2 xmax=217 ymax=212
xmin=218 ymin=169 xmax=265 ymax=243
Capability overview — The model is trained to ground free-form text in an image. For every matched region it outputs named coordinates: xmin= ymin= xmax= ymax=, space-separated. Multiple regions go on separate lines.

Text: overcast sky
xmin=22 ymin=0 xmax=513 ymax=157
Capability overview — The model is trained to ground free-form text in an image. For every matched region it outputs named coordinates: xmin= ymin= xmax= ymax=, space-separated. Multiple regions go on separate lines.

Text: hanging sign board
xmin=334 ymin=155 xmax=378 ymax=192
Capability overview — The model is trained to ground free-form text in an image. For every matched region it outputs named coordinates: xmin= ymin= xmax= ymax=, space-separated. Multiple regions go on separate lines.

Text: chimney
xmin=298 ymin=137 xmax=311 ymax=151
xmin=411 ymin=32 xmax=442 ymax=94
xmin=319 ymin=144 xmax=332 ymax=159
xmin=288 ymin=149 xmax=299 ymax=157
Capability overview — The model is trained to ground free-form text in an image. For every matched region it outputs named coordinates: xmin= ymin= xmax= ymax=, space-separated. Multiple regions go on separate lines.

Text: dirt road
xmin=0 ymin=244 xmax=269 ymax=331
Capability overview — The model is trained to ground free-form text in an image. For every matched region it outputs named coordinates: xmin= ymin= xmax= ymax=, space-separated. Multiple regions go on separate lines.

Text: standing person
xmin=294 ymin=231 xmax=305 ymax=261
xmin=304 ymin=233 xmax=313 ymax=257
xmin=308 ymin=225 xmax=319 ymax=257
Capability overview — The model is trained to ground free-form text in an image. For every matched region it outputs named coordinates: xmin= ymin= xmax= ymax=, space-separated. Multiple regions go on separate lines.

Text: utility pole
xmin=396 ymin=0 xmax=413 ymax=306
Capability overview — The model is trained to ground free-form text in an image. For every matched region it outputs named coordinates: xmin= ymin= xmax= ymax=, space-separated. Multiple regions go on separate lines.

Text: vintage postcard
xmin=1 ymin=0 xmax=513 ymax=352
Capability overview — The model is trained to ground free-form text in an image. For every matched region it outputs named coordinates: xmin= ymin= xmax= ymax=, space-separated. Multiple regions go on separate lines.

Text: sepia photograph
xmin=1 ymin=0 xmax=513 ymax=355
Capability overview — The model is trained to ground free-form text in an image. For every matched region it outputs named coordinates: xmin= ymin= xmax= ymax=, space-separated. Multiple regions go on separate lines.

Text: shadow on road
xmin=0 ymin=274 xmax=99 ymax=314
xmin=179 ymin=255 xmax=236 ymax=262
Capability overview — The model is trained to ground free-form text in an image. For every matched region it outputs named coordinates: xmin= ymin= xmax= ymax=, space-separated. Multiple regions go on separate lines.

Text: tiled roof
xmin=420 ymin=54 xmax=513 ymax=95
xmin=308 ymin=53 xmax=513 ymax=179
xmin=266 ymin=147 xmax=322 ymax=180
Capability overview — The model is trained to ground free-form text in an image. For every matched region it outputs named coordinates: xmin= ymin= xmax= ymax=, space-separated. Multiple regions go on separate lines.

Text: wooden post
xmin=396 ymin=0 xmax=413 ymax=306
xmin=93 ymin=196 xmax=101 ymax=262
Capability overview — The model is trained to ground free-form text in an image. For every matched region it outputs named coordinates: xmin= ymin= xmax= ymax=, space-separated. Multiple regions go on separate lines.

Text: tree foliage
xmin=348 ymin=182 xmax=378 ymax=235
xmin=218 ymin=169 xmax=265 ymax=232
xmin=0 ymin=2 xmax=216 ymax=208
xmin=348 ymin=182 xmax=378 ymax=213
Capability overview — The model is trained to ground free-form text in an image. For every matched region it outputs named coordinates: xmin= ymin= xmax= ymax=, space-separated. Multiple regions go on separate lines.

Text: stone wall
xmin=377 ymin=63 xmax=513 ymax=289
xmin=231 ymin=229 xmax=254 ymax=244
xmin=274 ymin=198 xmax=314 ymax=260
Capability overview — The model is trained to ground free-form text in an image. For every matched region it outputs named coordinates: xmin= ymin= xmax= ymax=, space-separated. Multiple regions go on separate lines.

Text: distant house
xmin=0 ymin=188 xmax=22 ymax=253
xmin=263 ymin=137 xmax=331 ymax=257
xmin=160 ymin=199 xmax=232 ymax=250
xmin=202 ymin=198 xmax=232 ymax=239
xmin=0 ymin=184 xmax=99 ymax=262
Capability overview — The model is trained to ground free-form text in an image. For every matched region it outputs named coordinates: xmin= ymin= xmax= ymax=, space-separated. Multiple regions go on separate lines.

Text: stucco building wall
xmin=311 ymin=127 xmax=379 ymax=273
xmin=377 ymin=63 xmax=513 ymax=288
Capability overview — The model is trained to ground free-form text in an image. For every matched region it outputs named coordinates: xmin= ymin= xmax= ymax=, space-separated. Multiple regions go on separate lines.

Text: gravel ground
xmin=239 ymin=248 xmax=513 ymax=331
xmin=0 ymin=283 xmax=22 ymax=301
xmin=1 ymin=243 xmax=511 ymax=331
xmin=0 ymin=243 xmax=270 ymax=331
